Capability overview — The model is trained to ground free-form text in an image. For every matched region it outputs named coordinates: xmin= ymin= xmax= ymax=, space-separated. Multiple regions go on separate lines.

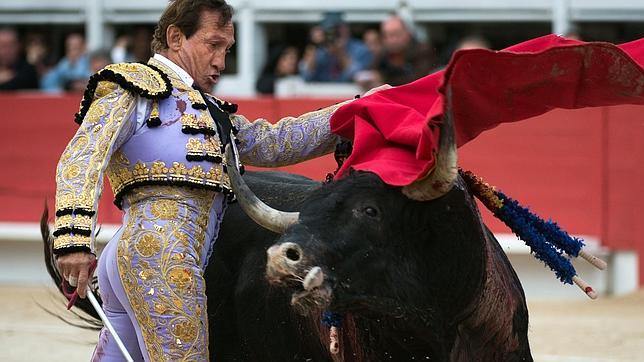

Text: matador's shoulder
xmin=74 ymin=62 xmax=173 ymax=124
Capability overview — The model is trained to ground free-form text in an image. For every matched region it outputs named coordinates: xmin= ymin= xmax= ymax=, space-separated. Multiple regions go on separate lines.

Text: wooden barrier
xmin=0 ymin=93 xmax=641 ymax=283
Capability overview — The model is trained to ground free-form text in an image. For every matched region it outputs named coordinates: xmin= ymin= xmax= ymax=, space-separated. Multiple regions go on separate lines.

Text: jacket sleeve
xmin=53 ymin=81 xmax=137 ymax=254
xmin=231 ymin=100 xmax=351 ymax=167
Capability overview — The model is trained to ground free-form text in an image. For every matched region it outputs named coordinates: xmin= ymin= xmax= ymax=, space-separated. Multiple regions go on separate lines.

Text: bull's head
xmin=224 ymin=108 xmax=480 ymax=321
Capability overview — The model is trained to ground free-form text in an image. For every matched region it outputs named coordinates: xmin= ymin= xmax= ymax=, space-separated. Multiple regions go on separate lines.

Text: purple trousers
xmin=92 ymin=186 xmax=226 ymax=361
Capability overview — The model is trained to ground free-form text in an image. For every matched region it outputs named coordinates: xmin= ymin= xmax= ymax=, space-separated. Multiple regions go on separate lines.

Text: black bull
xmin=43 ymin=170 xmax=532 ymax=361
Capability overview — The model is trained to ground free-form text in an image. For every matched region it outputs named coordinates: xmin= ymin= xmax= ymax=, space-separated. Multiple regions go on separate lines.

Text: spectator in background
xmin=0 ymin=27 xmax=39 ymax=90
xmin=308 ymin=25 xmax=325 ymax=48
xmin=256 ymin=45 xmax=299 ymax=95
xmin=24 ymin=32 xmax=52 ymax=79
xmin=432 ymin=34 xmax=491 ymax=72
xmin=372 ymin=14 xmax=433 ymax=86
xmin=454 ymin=34 xmax=490 ymax=51
xmin=111 ymin=26 xmax=154 ymax=63
xmin=64 ymin=49 xmax=112 ymax=92
xmin=363 ymin=28 xmax=382 ymax=60
xmin=299 ymin=12 xmax=372 ymax=83
xmin=41 ymin=33 xmax=90 ymax=92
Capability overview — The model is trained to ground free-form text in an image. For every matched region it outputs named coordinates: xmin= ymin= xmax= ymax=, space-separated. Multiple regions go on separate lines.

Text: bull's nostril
xmin=285 ymin=248 xmax=300 ymax=262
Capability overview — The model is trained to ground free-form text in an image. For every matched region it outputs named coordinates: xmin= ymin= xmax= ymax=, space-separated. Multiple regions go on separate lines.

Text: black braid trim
xmin=192 ymin=102 xmax=208 ymax=110
xmin=113 ymin=180 xmax=234 ymax=209
xmin=182 ymin=126 xmax=217 ymax=136
xmin=55 ymin=208 xmax=96 ymax=217
xmin=215 ymin=99 xmax=238 ymax=114
xmin=74 ymin=63 xmax=172 ymax=125
xmin=185 ymin=154 xmax=223 ymax=163
xmin=146 ymin=117 xmax=162 ymax=127
xmin=53 ymin=227 xmax=92 ymax=238
xmin=53 ymin=245 xmax=93 ymax=256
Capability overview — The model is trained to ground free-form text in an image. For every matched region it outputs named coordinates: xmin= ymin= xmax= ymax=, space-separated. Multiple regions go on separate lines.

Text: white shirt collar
xmin=153 ymin=53 xmax=194 ymax=86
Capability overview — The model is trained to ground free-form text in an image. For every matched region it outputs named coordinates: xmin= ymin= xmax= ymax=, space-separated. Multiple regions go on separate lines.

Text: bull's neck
xmin=449 ymin=228 xmax=531 ymax=361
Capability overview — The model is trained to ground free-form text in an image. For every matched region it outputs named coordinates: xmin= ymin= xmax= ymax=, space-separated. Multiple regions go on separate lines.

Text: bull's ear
xmin=402 ymin=86 xmax=458 ymax=201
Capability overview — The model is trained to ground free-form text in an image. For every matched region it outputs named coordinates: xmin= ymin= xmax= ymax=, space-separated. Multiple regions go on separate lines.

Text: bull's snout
xmin=266 ymin=242 xmax=305 ymax=281
xmin=268 ymin=242 xmax=302 ymax=264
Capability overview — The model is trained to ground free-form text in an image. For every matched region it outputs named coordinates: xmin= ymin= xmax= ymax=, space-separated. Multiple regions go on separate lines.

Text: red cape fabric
xmin=330 ymin=34 xmax=644 ymax=186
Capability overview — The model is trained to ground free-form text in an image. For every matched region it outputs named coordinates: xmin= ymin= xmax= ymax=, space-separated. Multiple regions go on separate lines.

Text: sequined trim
xmin=116 ymin=186 xmax=213 ymax=361
xmin=180 ymin=113 xmax=216 ymax=136
xmin=106 ymin=160 xmax=232 ymax=208
xmin=54 ymin=214 xmax=92 ymax=232
xmin=185 ymin=137 xmax=223 ymax=163
xmin=54 ymin=234 xmax=91 ymax=249
xmin=147 ymin=100 xmax=161 ymax=127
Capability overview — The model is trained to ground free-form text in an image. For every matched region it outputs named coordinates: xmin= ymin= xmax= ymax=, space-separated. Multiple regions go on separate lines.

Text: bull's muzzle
xmin=266 ymin=242 xmax=332 ymax=313
xmin=266 ymin=242 xmax=304 ymax=280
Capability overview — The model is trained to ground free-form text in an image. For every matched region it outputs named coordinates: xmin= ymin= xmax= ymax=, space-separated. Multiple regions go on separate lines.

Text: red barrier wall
xmin=0 ymin=94 xmax=642 ymax=282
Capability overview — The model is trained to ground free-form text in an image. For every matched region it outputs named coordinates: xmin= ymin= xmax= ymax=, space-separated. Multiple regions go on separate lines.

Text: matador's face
xmin=177 ymin=10 xmax=235 ymax=91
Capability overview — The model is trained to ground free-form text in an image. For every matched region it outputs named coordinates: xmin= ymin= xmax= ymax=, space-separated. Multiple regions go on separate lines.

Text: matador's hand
xmin=56 ymin=251 xmax=97 ymax=298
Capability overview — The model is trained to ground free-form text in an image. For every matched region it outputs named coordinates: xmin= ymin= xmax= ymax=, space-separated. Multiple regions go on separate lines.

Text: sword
xmin=86 ymin=287 xmax=135 ymax=362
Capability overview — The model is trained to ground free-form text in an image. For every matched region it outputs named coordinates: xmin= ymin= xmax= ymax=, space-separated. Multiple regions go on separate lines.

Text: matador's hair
xmin=151 ymin=0 xmax=234 ymax=53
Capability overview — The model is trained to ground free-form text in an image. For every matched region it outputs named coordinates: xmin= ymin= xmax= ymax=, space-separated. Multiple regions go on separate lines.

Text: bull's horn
xmin=402 ymin=86 xmax=458 ymax=201
xmin=224 ymin=144 xmax=299 ymax=234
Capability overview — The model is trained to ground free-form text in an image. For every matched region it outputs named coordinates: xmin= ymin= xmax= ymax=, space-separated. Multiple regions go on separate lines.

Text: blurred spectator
xmin=64 ymin=50 xmax=112 ymax=92
xmin=299 ymin=12 xmax=372 ymax=83
xmin=24 ymin=32 xmax=52 ymax=78
xmin=454 ymin=34 xmax=490 ymax=51
xmin=371 ymin=14 xmax=433 ymax=86
xmin=432 ymin=34 xmax=491 ymax=72
xmin=363 ymin=29 xmax=382 ymax=60
xmin=564 ymin=25 xmax=582 ymax=41
xmin=111 ymin=35 xmax=131 ymax=63
xmin=308 ymin=25 xmax=325 ymax=48
xmin=256 ymin=45 xmax=299 ymax=95
xmin=41 ymin=33 xmax=91 ymax=92
xmin=0 ymin=27 xmax=39 ymax=90
xmin=111 ymin=26 xmax=154 ymax=63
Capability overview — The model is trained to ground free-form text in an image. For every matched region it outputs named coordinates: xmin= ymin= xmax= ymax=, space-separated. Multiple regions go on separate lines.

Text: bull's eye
xmin=363 ymin=206 xmax=378 ymax=217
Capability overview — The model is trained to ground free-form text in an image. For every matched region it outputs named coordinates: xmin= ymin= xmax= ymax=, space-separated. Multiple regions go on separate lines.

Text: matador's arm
xmin=231 ymin=100 xmax=351 ymax=167
xmin=52 ymin=63 xmax=171 ymax=255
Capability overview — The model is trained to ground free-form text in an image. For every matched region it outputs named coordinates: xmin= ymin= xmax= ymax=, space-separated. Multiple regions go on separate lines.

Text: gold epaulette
xmin=74 ymin=62 xmax=172 ymax=124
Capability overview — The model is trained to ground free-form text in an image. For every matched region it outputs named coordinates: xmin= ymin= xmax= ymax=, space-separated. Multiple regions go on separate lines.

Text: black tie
xmin=195 ymin=87 xmax=232 ymax=145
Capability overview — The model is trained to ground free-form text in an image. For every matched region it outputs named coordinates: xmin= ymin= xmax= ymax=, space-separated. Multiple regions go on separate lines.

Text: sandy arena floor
xmin=0 ymin=286 xmax=642 ymax=361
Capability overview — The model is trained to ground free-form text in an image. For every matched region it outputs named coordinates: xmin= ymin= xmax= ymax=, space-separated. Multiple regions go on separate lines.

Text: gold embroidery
xmin=135 ymin=233 xmax=162 ymax=257
xmin=62 ymin=164 xmax=82 ymax=180
xmin=147 ymin=58 xmax=190 ymax=91
xmin=151 ymin=100 xmax=160 ymax=119
xmin=187 ymin=89 xmax=205 ymax=106
xmin=117 ymin=186 xmax=213 ymax=361
xmin=172 ymin=319 xmax=199 ymax=346
xmin=168 ymin=267 xmax=194 ymax=293
xmin=150 ymin=200 xmax=180 ymax=219
xmin=94 ymin=81 xmax=118 ymax=99
xmin=102 ymin=63 xmax=169 ymax=97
